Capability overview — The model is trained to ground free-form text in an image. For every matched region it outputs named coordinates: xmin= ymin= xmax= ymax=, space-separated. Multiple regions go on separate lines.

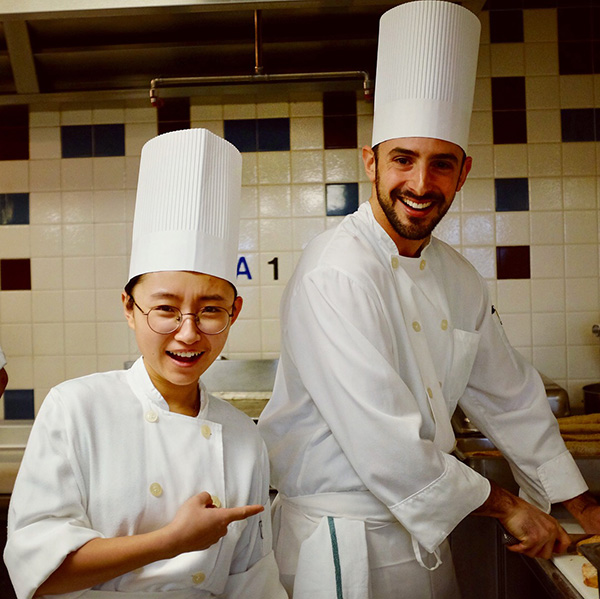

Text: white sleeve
xmin=459 ymin=298 xmax=587 ymax=511
xmin=283 ymin=268 xmax=490 ymax=552
xmin=4 ymin=390 xmax=102 ymax=599
xmin=0 ymin=345 xmax=7 ymax=369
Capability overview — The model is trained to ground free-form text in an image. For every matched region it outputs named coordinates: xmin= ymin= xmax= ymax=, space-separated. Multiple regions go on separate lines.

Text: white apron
xmin=272 ymin=492 xmax=461 ymax=599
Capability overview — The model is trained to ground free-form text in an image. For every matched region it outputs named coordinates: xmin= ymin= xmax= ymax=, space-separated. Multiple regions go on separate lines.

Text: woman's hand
xmin=162 ymin=491 xmax=263 ymax=556
xmin=35 ymin=492 xmax=264 ymax=596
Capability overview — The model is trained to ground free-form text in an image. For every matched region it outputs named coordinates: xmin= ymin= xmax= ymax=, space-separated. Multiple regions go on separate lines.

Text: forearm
xmin=35 ymin=527 xmax=176 ymax=596
xmin=563 ymin=491 xmax=600 ymax=533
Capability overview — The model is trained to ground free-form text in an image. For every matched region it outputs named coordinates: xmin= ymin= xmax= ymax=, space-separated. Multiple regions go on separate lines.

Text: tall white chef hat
xmin=128 ymin=128 xmax=242 ymax=286
xmin=371 ymin=0 xmax=481 ymax=152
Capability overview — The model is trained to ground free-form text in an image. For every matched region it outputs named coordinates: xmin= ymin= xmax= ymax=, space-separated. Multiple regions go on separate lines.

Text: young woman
xmin=4 ymin=129 xmax=287 ymax=599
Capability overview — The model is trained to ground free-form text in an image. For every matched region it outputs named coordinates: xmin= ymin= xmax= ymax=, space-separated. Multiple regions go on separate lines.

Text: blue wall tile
xmin=326 ymin=183 xmax=359 ymax=216
xmin=4 ymin=390 xmax=35 ymax=420
xmin=94 ymin=124 xmax=125 ymax=156
xmin=257 ymin=118 xmax=290 ymax=151
xmin=495 ymin=179 xmax=529 ymax=212
xmin=61 ymin=125 xmax=93 ymax=158
xmin=0 ymin=193 xmax=29 ymax=224
xmin=224 ymin=119 xmax=258 ymax=153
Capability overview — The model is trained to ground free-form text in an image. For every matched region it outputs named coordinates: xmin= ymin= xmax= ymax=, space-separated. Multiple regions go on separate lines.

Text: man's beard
xmin=375 ymin=173 xmax=452 ymax=241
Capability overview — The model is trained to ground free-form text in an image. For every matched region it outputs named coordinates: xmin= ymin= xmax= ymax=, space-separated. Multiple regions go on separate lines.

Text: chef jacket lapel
xmin=391 ymin=260 xmax=456 ymax=453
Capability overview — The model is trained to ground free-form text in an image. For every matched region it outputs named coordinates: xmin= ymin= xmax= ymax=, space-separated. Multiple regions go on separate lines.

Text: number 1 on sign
xmin=267 ymin=257 xmax=279 ymax=281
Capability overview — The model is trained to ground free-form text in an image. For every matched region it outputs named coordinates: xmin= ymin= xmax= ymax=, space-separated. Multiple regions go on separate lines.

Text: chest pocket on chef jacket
xmin=444 ymin=329 xmax=480 ymax=415
xmin=203 ymin=518 xmax=248 ymax=591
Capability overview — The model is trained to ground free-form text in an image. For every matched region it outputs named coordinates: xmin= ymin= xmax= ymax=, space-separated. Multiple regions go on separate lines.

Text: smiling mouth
xmin=399 ymin=196 xmax=434 ymax=211
xmin=167 ymin=350 xmax=203 ymax=363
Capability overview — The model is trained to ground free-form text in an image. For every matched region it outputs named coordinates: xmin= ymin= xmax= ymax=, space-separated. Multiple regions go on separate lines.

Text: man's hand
xmin=563 ymin=491 xmax=600 ymax=534
xmin=472 ymin=481 xmax=571 ymax=559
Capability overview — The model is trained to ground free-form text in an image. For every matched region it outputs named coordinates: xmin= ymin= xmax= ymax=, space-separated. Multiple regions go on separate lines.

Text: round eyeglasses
xmin=131 ymin=298 xmax=234 ymax=335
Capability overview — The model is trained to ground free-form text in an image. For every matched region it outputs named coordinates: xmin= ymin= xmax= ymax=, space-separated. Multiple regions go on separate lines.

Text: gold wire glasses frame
xmin=131 ymin=298 xmax=234 ymax=336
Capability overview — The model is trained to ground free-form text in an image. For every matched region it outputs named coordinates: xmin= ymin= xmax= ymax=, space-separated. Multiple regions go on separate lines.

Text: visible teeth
xmin=403 ymin=197 xmax=433 ymax=210
xmin=168 ymin=351 xmax=201 ymax=358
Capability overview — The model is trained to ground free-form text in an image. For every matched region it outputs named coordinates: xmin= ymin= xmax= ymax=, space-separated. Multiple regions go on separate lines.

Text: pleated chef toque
xmin=128 ymin=128 xmax=242 ymax=285
xmin=371 ymin=0 xmax=481 ymax=152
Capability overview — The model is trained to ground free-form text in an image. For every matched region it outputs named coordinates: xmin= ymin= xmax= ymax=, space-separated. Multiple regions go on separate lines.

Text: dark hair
xmin=123 ymin=273 xmax=238 ymax=306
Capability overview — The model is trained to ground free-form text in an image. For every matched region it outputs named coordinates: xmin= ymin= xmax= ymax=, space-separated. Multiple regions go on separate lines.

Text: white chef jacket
xmin=5 ymin=357 xmax=287 ymax=599
xmin=258 ymin=202 xmax=587 ymax=588
xmin=0 ymin=344 xmax=7 ymax=369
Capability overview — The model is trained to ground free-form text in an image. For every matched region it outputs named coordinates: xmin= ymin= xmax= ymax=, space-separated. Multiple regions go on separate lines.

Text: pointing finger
xmin=223 ymin=504 xmax=264 ymax=523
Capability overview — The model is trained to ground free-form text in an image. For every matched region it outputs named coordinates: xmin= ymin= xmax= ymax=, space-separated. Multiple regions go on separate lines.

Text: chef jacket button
xmin=149 ymin=482 xmax=163 ymax=497
xmin=441 ymin=319 xmax=448 ymax=331
xmin=391 ymin=256 xmax=399 ymax=269
xmin=427 ymin=387 xmax=433 ymax=398
xmin=412 ymin=321 xmax=421 ymax=332
xmin=145 ymin=410 xmax=158 ymax=423
xmin=192 ymin=571 xmax=206 ymax=584
xmin=201 ymin=424 xmax=212 ymax=439
xmin=211 ymin=495 xmax=222 ymax=508
xmin=420 ymin=259 xmax=426 ymax=270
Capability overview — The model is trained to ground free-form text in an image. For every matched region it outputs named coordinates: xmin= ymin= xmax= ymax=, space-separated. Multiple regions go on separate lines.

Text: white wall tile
xmin=258 ymin=152 xmax=290 ymax=185
xmin=291 ymin=184 xmax=325 ymax=217
xmin=290 ymin=117 xmax=324 ymax=150
xmin=0 ymin=291 xmax=32 ymax=324
xmin=61 ymin=158 xmax=93 ymax=190
xmin=526 ymin=76 xmax=560 ymax=109
xmin=461 ymin=213 xmax=494 ymax=245
xmin=94 ymin=256 xmax=128 ymax=289
xmin=33 ymin=323 xmax=65 ymax=355
xmin=530 ymin=211 xmax=563 ymax=245
xmin=564 ymin=211 xmax=598 ymax=244
xmin=94 ymin=223 xmax=127 ymax=256
xmin=29 ymin=126 xmax=61 ymax=160
xmin=528 ymin=177 xmax=563 ymax=211
xmin=291 ymin=150 xmax=324 ymax=183
xmin=63 ymin=224 xmax=95 ymax=256
xmin=525 ymin=42 xmax=558 ymax=76
xmin=29 ymin=224 xmax=61 ymax=258
xmin=501 ymin=313 xmax=532 ymax=347
xmin=565 ymin=277 xmax=599 ymax=312
xmin=526 ymin=110 xmax=561 ymax=143
xmin=565 ymin=244 xmax=599 ymax=278
xmin=496 ymin=212 xmax=530 ymax=245
xmin=523 ymin=9 xmax=557 ymax=43
xmin=259 ymin=185 xmax=291 ymax=217
xmin=533 ymin=346 xmax=567 ymax=379
xmin=96 ymin=322 xmax=130 ymax=354
xmin=469 ymin=111 xmax=493 ymax=145
xmin=563 ymin=177 xmax=597 ymax=210
xmin=261 ymin=319 xmax=281 ymax=353
xmin=33 ymin=356 xmax=65 ymax=389
xmin=63 ymin=257 xmax=95 ymax=290
xmin=527 ymin=143 xmax=561 ymax=177
xmin=259 ymin=218 xmax=293 ymax=252
xmin=31 ymin=257 xmax=63 ymax=290
xmin=562 ymin=143 xmax=596 ymax=177
xmin=29 ymin=192 xmax=61 ymax=224
xmin=64 ymin=289 xmax=96 ymax=322
xmin=530 ymin=245 xmax=565 ymax=278
xmin=32 ymin=290 xmax=64 ymax=323
xmin=467 ymin=145 xmax=494 ymax=179
xmin=0 ymin=226 xmax=30 ymax=257
xmin=490 ymin=43 xmax=525 ymax=77
xmin=292 ymin=217 xmax=326 ymax=250
xmin=29 ymin=159 xmax=61 ymax=192
xmin=494 ymin=144 xmax=528 ymax=178
xmin=532 ymin=312 xmax=565 ymax=346
xmin=95 ymin=289 xmax=125 ymax=321
xmin=531 ymin=279 xmax=565 ymax=312
xmin=223 ymin=103 xmax=256 ymax=119
xmin=93 ymin=157 xmax=126 ymax=190
xmin=560 ymin=75 xmax=595 ymax=109
xmin=324 ymin=149 xmax=359 ymax=182
xmin=567 ymin=312 xmax=600 ymax=346
xmin=1 ymin=324 xmax=33 ymax=356
xmin=0 ymin=161 xmax=29 ymax=192
xmin=65 ymin=322 xmax=97 ymax=354
xmin=238 ymin=219 xmax=259 ymax=252
xmin=567 ymin=345 xmax=600 ymax=380
xmin=462 ymin=247 xmax=496 ymax=279
xmin=498 ymin=279 xmax=531 ymax=313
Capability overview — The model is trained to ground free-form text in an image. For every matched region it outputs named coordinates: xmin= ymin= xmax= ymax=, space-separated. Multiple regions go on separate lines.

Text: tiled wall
xmin=0 ymin=3 xmax=599 ymax=417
